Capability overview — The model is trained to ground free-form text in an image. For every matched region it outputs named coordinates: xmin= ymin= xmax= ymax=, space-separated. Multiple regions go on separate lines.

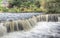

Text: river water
xmin=0 ymin=13 xmax=41 ymax=22
xmin=0 ymin=13 xmax=60 ymax=38
xmin=1 ymin=22 xmax=60 ymax=38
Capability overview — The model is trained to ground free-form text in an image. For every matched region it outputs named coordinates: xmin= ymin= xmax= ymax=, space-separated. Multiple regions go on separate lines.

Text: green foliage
xmin=0 ymin=0 xmax=47 ymax=13
xmin=7 ymin=0 xmax=41 ymax=8
xmin=8 ymin=0 xmax=22 ymax=7
xmin=46 ymin=0 xmax=60 ymax=13
xmin=35 ymin=1 xmax=41 ymax=8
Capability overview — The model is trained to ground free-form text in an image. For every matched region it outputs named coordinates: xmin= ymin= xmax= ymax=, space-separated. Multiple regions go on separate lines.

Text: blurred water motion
xmin=0 ymin=13 xmax=60 ymax=38
xmin=1 ymin=22 xmax=60 ymax=38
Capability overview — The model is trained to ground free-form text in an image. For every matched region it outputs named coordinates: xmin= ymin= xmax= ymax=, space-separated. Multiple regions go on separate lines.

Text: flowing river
xmin=0 ymin=13 xmax=60 ymax=38
xmin=0 ymin=22 xmax=60 ymax=38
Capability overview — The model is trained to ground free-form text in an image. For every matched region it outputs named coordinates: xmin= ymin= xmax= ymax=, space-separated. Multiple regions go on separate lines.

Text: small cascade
xmin=36 ymin=14 xmax=59 ymax=22
xmin=28 ymin=17 xmax=37 ymax=27
xmin=40 ymin=15 xmax=47 ymax=21
xmin=48 ymin=15 xmax=58 ymax=22
xmin=0 ymin=23 xmax=7 ymax=37
xmin=58 ymin=17 xmax=60 ymax=22
xmin=9 ymin=21 xmax=15 ymax=32
xmin=46 ymin=15 xmax=48 ymax=22
xmin=36 ymin=15 xmax=41 ymax=22
xmin=18 ymin=20 xmax=32 ymax=31
xmin=1 ymin=14 xmax=60 ymax=34
xmin=3 ymin=22 xmax=11 ymax=32
xmin=17 ymin=20 xmax=24 ymax=31
xmin=1 ymin=14 xmax=60 ymax=38
xmin=13 ymin=21 xmax=19 ymax=31
xmin=1 ymin=22 xmax=60 ymax=38
xmin=2 ymin=14 xmax=60 ymax=33
xmin=2 ymin=16 xmax=37 ymax=32
xmin=36 ymin=14 xmax=48 ymax=22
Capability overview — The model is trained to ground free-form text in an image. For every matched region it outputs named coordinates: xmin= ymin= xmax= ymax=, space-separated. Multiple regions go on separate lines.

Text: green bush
xmin=46 ymin=0 xmax=60 ymax=13
xmin=0 ymin=0 xmax=47 ymax=13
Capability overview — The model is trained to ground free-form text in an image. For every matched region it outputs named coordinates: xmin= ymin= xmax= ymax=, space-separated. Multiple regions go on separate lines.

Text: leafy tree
xmin=8 ymin=0 xmax=22 ymax=8
xmin=7 ymin=0 xmax=40 ymax=8
xmin=35 ymin=1 xmax=41 ymax=8
xmin=46 ymin=0 xmax=60 ymax=13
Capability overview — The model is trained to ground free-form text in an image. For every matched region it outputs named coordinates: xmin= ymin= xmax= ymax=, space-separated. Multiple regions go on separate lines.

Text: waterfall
xmin=58 ymin=17 xmax=60 ymax=22
xmin=1 ymin=22 xmax=60 ymax=38
xmin=1 ymin=14 xmax=60 ymax=33
xmin=19 ymin=20 xmax=32 ymax=31
xmin=2 ymin=16 xmax=37 ymax=32
xmin=48 ymin=15 xmax=58 ymax=22
xmin=36 ymin=14 xmax=59 ymax=22
xmin=0 ymin=14 xmax=60 ymax=22
xmin=36 ymin=14 xmax=48 ymax=22
xmin=1 ymin=14 xmax=60 ymax=38
xmin=0 ymin=23 xmax=7 ymax=37
xmin=36 ymin=15 xmax=41 ymax=22
xmin=17 ymin=20 xmax=23 ymax=31
xmin=3 ymin=22 xmax=11 ymax=32
xmin=9 ymin=21 xmax=15 ymax=32
xmin=46 ymin=15 xmax=48 ymax=22
xmin=40 ymin=15 xmax=47 ymax=21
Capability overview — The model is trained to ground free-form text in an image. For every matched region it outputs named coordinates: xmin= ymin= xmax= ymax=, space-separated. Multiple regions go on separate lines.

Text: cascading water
xmin=48 ymin=15 xmax=58 ymax=22
xmin=1 ymin=22 xmax=60 ymax=38
xmin=36 ymin=14 xmax=48 ymax=22
xmin=0 ymin=23 xmax=7 ymax=37
xmin=0 ymin=13 xmax=60 ymax=38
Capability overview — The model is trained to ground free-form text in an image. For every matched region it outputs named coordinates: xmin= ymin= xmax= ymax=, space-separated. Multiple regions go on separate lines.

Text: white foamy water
xmin=0 ymin=13 xmax=41 ymax=23
xmin=1 ymin=22 xmax=60 ymax=38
